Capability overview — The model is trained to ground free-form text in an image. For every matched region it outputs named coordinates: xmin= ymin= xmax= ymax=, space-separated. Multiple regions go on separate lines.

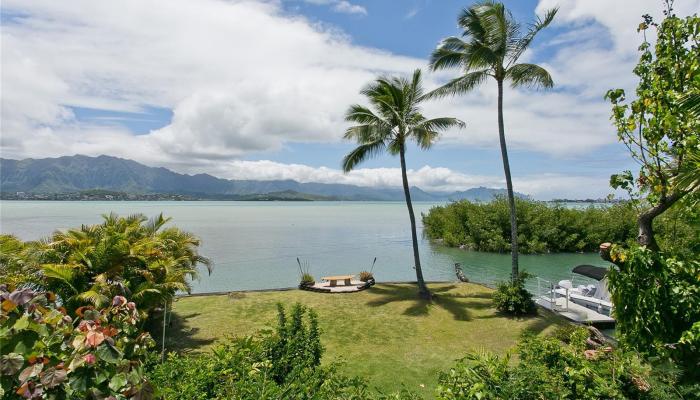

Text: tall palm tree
xmin=428 ymin=1 xmax=557 ymax=283
xmin=342 ymin=69 xmax=464 ymax=299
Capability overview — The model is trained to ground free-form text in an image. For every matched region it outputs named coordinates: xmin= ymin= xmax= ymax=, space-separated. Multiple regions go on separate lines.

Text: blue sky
xmin=3 ymin=0 xmax=696 ymax=198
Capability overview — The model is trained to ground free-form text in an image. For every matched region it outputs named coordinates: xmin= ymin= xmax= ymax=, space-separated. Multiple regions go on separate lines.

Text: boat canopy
xmin=572 ymin=265 xmax=607 ymax=281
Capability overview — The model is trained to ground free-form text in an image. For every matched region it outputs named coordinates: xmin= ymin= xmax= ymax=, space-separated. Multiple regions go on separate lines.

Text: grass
xmin=166 ymin=282 xmax=567 ymax=395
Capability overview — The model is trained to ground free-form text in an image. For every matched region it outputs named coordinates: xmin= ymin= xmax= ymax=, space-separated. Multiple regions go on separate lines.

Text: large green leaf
xmin=96 ymin=342 xmax=122 ymax=364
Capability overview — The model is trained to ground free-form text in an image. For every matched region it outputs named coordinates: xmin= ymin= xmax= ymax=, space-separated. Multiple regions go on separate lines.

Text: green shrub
xmin=148 ymin=303 xmax=372 ymax=399
xmin=0 ymin=235 xmax=42 ymax=289
xmin=436 ymin=331 xmax=683 ymax=400
xmin=607 ymin=245 xmax=700 ymax=382
xmin=422 ymin=198 xmax=697 ymax=254
xmin=3 ymin=214 xmax=211 ymax=321
xmin=492 ymin=271 xmax=536 ymax=315
xmin=0 ymin=286 xmax=154 ymax=399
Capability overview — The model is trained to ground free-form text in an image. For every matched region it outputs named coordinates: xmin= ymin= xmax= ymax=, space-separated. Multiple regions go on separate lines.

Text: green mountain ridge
xmin=0 ymin=155 xmax=524 ymax=201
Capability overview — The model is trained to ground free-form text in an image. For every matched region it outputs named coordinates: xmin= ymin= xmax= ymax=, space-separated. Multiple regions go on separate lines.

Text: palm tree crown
xmin=428 ymin=1 xmax=557 ymax=96
xmin=342 ymin=69 xmax=464 ymax=298
xmin=342 ymin=69 xmax=464 ymax=171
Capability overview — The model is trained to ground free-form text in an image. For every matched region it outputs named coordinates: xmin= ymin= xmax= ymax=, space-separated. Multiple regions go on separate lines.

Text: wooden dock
xmin=535 ymin=296 xmax=615 ymax=326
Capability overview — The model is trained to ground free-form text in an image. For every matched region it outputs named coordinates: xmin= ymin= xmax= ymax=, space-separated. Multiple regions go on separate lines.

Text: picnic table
xmin=321 ymin=274 xmax=354 ymax=287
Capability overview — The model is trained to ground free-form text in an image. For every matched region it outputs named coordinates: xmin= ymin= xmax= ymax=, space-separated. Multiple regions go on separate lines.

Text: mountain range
xmin=0 ymin=155 xmax=525 ymax=201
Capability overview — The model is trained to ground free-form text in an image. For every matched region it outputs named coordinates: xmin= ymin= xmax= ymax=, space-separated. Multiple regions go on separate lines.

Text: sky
xmin=2 ymin=0 xmax=699 ymax=199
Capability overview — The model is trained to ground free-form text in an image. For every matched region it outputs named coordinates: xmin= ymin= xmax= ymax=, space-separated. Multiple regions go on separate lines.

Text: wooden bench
xmin=321 ymin=274 xmax=355 ymax=287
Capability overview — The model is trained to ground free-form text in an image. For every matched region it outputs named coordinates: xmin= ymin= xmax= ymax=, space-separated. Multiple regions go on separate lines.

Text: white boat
xmin=533 ymin=265 xmax=615 ymax=327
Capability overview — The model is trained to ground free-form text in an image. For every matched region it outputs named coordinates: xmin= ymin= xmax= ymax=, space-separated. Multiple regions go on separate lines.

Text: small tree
xmin=606 ymin=5 xmax=699 ymax=250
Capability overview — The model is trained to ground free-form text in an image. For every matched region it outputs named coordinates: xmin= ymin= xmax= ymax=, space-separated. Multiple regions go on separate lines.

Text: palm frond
xmin=75 ymin=290 xmax=110 ymax=308
xmin=415 ymin=117 xmax=466 ymax=132
xmin=673 ymin=152 xmax=700 ymax=194
xmin=344 ymin=104 xmax=386 ymax=127
xmin=429 ymin=37 xmax=467 ymax=70
xmin=342 ymin=140 xmax=387 ymax=172
xmin=507 ymin=7 xmax=558 ymax=67
xmin=411 ymin=117 xmax=465 ymax=150
xmin=424 ymin=70 xmax=490 ymax=99
xmin=506 ymin=63 xmax=553 ymax=89
xmin=679 ymin=92 xmax=700 ymax=117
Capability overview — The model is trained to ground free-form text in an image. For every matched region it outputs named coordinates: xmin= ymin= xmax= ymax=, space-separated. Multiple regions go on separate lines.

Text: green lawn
xmin=166 ymin=283 xmax=567 ymax=395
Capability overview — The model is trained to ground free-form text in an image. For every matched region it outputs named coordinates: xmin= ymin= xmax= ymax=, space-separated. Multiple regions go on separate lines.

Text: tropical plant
xmin=36 ymin=213 xmax=211 ymax=319
xmin=341 ymin=69 xmax=464 ymax=299
xmin=492 ymin=271 xmax=536 ymax=315
xmin=428 ymin=1 xmax=557 ymax=283
xmin=436 ymin=329 xmax=684 ymax=400
xmin=422 ymin=198 xmax=698 ymax=255
xmin=605 ymin=7 xmax=699 ymax=250
xmin=299 ymin=273 xmax=315 ymax=287
xmin=296 ymin=258 xmax=315 ymax=287
xmin=0 ymin=287 xmax=154 ymax=399
xmin=358 ymin=271 xmax=374 ymax=282
xmin=0 ymin=235 xmax=42 ymax=289
xmin=606 ymin=245 xmax=700 ymax=382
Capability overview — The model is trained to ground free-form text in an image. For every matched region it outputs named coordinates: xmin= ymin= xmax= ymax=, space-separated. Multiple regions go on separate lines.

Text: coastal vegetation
xmin=428 ymin=0 xmax=558 ymax=283
xmin=1 ymin=2 xmax=699 ymax=400
xmin=0 ymin=213 xmax=211 ymax=321
xmin=1 ymin=287 xmax=154 ymax=398
xmin=341 ymin=69 xmax=464 ymax=298
xmin=422 ymin=198 xmax=698 ymax=255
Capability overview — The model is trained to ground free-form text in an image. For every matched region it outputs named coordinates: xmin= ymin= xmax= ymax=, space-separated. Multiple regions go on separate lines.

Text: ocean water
xmin=0 ymin=201 xmax=609 ymax=293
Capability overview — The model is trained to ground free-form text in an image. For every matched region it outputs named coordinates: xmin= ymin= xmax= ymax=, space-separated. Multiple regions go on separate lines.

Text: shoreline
xmin=176 ymin=280 xmax=497 ymax=298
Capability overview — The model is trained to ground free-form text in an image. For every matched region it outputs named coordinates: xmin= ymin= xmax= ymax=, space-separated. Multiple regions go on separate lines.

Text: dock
xmin=535 ymin=296 xmax=615 ymax=326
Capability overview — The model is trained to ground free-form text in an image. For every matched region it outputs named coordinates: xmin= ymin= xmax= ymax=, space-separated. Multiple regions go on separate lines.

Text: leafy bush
xmin=0 ymin=235 xmax=42 ymax=289
xmin=3 ymin=214 xmax=210 ymax=321
xmin=359 ymin=271 xmax=374 ymax=282
xmin=436 ymin=329 xmax=683 ymax=400
xmin=607 ymin=245 xmax=700 ymax=382
xmin=0 ymin=286 xmax=154 ymax=399
xmin=492 ymin=271 xmax=536 ymax=315
xmin=422 ymin=198 xmax=697 ymax=254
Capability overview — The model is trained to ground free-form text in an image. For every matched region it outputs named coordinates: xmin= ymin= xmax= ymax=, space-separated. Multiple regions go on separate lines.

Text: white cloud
xmin=179 ymin=159 xmax=616 ymax=200
xmin=301 ymin=0 xmax=367 ymax=15
xmin=1 ymin=0 xmax=696 ymax=197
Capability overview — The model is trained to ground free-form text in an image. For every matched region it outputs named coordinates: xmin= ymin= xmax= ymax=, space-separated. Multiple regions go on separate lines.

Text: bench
xmin=321 ymin=274 xmax=355 ymax=287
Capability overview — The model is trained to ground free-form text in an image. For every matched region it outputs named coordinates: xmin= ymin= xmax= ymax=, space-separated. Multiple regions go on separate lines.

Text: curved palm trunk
xmin=497 ymin=79 xmax=520 ymax=283
xmin=399 ymin=146 xmax=431 ymax=299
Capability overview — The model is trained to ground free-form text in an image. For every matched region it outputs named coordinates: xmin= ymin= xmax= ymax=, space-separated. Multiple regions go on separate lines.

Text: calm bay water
xmin=0 ymin=201 xmax=609 ymax=293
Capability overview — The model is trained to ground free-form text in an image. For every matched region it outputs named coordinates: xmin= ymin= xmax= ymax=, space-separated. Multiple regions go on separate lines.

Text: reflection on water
xmin=0 ymin=201 xmax=611 ymax=293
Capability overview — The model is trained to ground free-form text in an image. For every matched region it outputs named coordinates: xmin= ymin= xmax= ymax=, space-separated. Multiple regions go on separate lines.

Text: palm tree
xmin=428 ymin=1 xmax=557 ymax=283
xmin=40 ymin=213 xmax=211 ymax=317
xmin=342 ymin=69 xmax=464 ymax=299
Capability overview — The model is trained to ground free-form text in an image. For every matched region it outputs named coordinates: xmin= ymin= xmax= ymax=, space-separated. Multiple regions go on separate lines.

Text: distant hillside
xmin=0 ymin=155 xmax=525 ymax=201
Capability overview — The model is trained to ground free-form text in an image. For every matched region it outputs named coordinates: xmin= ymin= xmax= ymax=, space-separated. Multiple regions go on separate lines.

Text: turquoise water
xmin=0 ymin=201 xmax=610 ymax=293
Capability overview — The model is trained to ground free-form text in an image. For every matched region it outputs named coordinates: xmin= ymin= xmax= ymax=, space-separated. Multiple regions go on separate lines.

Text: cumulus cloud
xmin=301 ymin=0 xmax=367 ymax=15
xmin=179 ymin=159 xmax=617 ymax=200
xmin=1 ymin=0 xmax=695 ymax=197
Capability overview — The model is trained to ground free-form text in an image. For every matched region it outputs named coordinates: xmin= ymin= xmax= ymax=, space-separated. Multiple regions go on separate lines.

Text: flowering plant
xmin=0 ymin=286 xmax=154 ymax=399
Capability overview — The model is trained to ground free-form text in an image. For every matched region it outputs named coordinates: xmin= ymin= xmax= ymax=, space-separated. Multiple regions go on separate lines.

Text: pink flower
xmin=84 ymin=354 xmax=96 ymax=365
xmin=127 ymin=302 xmax=136 ymax=310
xmin=112 ymin=296 xmax=127 ymax=307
